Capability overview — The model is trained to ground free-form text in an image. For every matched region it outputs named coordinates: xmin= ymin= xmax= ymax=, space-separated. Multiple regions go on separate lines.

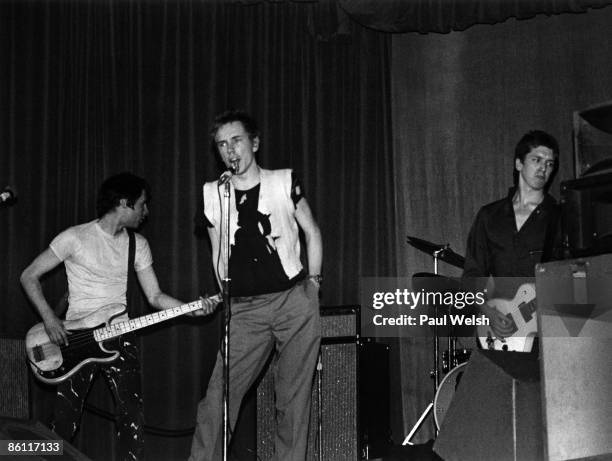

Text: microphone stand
xmin=221 ymin=178 xmax=232 ymax=461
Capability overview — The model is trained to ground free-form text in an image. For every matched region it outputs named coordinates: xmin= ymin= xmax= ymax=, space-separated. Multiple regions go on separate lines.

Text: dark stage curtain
xmin=0 ymin=1 xmax=394 ymax=459
xmin=391 ymin=5 xmax=612 ymax=442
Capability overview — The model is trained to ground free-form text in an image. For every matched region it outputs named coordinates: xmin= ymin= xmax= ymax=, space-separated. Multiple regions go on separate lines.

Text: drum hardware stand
xmin=403 ymin=244 xmax=461 ymax=445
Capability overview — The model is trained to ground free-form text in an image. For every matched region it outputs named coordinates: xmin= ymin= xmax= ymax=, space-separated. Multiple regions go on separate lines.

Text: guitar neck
xmin=93 ymin=295 xmax=221 ymax=342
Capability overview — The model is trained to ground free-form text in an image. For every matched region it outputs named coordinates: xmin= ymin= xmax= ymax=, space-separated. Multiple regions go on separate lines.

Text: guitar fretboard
xmin=93 ymin=296 xmax=220 ymax=342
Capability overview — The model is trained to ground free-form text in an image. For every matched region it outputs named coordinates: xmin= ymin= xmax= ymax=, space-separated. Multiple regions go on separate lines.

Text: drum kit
xmin=403 ymin=236 xmax=472 ymax=444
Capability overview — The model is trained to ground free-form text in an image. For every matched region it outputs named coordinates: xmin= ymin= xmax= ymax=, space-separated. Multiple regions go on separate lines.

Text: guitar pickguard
xmin=29 ymin=328 xmax=120 ymax=384
xmin=477 ymin=284 xmax=537 ymax=352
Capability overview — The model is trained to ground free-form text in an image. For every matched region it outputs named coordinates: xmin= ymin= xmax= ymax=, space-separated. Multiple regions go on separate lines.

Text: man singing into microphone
xmin=190 ymin=110 xmax=322 ymax=461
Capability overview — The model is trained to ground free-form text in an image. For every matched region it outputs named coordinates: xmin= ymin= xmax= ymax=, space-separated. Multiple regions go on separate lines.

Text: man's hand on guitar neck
xmin=186 ymin=295 xmax=220 ymax=317
xmin=481 ymin=303 xmax=515 ymax=339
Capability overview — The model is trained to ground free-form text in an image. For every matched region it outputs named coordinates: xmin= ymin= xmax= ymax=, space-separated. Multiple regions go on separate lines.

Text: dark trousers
xmin=50 ymin=338 xmax=144 ymax=461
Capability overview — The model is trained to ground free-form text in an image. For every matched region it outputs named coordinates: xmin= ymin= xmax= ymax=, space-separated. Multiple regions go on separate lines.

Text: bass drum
xmin=434 ymin=362 xmax=467 ymax=430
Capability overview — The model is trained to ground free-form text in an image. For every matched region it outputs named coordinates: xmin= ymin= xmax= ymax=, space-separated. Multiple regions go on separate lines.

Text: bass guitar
xmin=477 ymin=284 xmax=537 ymax=352
xmin=25 ymin=295 xmax=221 ymax=384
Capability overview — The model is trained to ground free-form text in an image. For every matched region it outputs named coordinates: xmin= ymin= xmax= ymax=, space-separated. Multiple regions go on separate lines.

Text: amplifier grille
xmin=256 ymin=307 xmax=360 ymax=460
xmin=320 ymin=306 xmax=358 ymax=339
xmin=0 ymin=338 xmax=29 ymax=419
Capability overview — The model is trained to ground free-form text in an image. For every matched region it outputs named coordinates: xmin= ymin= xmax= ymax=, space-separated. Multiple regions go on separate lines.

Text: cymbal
xmin=406 ymin=236 xmax=465 ymax=268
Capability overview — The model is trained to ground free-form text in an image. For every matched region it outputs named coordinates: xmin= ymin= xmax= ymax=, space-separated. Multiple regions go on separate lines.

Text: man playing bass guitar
xmin=20 ymin=172 xmax=215 ymax=460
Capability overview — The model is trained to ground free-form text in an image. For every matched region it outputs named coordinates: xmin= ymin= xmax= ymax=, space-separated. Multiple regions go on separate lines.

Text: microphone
xmin=0 ymin=186 xmax=16 ymax=205
xmin=217 ymin=160 xmax=239 ymax=186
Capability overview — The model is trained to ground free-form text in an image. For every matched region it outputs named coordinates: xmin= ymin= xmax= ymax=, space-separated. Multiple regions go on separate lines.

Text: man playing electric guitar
xmin=462 ymin=130 xmax=562 ymax=352
xmin=20 ymin=172 xmax=216 ymax=460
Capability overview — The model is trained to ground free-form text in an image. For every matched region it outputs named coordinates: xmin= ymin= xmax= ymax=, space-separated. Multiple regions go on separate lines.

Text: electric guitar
xmin=477 ymin=284 xmax=537 ymax=352
xmin=25 ymin=295 xmax=221 ymax=384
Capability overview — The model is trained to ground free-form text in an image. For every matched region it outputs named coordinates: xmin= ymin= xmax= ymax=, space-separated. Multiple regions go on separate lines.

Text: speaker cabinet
xmin=537 ymin=255 xmax=612 ymax=460
xmin=0 ymin=417 xmax=92 ymax=460
xmin=256 ymin=307 xmax=390 ymax=461
xmin=433 ymin=350 xmax=542 ymax=461
xmin=0 ymin=338 xmax=29 ymax=419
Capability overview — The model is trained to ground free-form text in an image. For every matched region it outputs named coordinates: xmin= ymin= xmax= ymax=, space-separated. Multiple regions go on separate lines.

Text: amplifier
xmin=256 ymin=306 xmax=390 ymax=460
xmin=320 ymin=306 xmax=359 ymax=340
xmin=0 ymin=338 xmax=29 ymax=419
xmin=536 ymin=254 xmax=612 ymax=460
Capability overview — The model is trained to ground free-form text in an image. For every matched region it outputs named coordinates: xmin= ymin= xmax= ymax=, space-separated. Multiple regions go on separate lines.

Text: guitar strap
xmin=127 ymin=229 xmax=136 ymax=318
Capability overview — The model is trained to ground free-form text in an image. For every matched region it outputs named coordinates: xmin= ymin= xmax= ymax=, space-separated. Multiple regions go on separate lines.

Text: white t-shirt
xmin=49 ymin=220 xmax=153 ymax=320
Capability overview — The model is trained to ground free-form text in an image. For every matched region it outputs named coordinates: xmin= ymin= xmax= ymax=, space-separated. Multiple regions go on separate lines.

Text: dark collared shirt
xmin=462 ymin=189 xmax=560 ymax=299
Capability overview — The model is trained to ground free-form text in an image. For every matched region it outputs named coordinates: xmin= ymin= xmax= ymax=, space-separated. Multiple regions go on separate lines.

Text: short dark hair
xmin=96 ymin=172 xmax=150 ymax=218
xmin=513 ymin=130 xmax=560 ymax=186
xmin=209 ymin=109 xmax=260 ymax=145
